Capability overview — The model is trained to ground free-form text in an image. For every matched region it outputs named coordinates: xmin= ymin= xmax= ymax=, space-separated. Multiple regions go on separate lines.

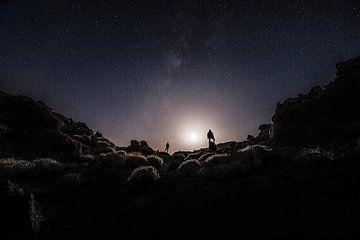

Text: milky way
xmin=1 ymin=0 xmax=360 ymax=151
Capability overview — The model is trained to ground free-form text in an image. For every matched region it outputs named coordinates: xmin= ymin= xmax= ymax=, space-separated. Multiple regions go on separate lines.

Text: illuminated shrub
xmin=32 ymin=158 xmax=64 ymax=175
xmin=293 ymin=147 xmax=334 ymax=166
xmin=0 ymin=158 xmax=64 ymax=177
xmin=198 ymin=153 xmax=214 ymax=162
xmin=184 ymin=151 xmax=204 ymax=161
xmin=123 ymin=154 xmax=147 ymax=169
xmin=229 ymin=145 xmax=272 ymax=169
xmin=201 ymin=154 xmax=229 ymax=167
xmin=177 ymin=160 xmax=201 ymax=176
xmin=166 ymin=155 xmax=185 ymax=170
xmin=146 ymin=155 xmax=164 ymax=168
xmin=99 ymin=152 xmax=125 ymax=168
xmin=127 ymin=166 xmax=160 ymax=184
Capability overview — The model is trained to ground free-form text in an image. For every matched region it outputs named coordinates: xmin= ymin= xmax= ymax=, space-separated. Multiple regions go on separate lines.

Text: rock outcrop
xmin=0 ymin=92 xmax=116 ymax=161
xmin=126 ymin=139 xmax=154 ymax=155
xmin=269 ymin=55 xmax=360 ymax=150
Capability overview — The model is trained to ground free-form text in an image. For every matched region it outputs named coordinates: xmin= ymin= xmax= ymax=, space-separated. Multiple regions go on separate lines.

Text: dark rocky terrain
xmin=1 ymin=55 xmax=360 ymax=239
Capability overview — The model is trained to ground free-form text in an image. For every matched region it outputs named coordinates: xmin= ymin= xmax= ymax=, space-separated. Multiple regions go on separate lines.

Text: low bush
xmin=198 ymin=152 xmax=214 ymax=162
xmin=99 ymin=152 xmax=125 ymax=168
xmin=184 ymin=151 xmax=204 ymax=161
xmin=32 ymin=158 xmax=64 ymax=176
xmin=199 ymin=161 xmax=248 ymax=180
xmin=127 ymin=166 xmax=160 ymax=184
xmin=229 ymin=145 xmax=273 ymax=169
xmin=177 ymin=160 xmax=201 ymax=176
xmin=201 ymin=154 xmax=229 ymax=167
xmin=0 ymin=158 xmax=64 ymax=177
xmin=165 ymin=155 xmax=185 ymax=171
xmin=57 ymin=173 xmax=83 ymax=187
xmin=0 ymin=179 xmax=24 ymax=196
xmin=146 ymin=155 xmax=164 ymax=168
xmin=123 ymin=154 xmax=147 ymax=169
xmin=293 ymin=147 xmax=334 ymax=166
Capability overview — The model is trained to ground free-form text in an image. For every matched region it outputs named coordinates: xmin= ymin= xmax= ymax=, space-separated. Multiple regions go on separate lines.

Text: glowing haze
xmin=1 ymin=1 xmax=360 ymax=152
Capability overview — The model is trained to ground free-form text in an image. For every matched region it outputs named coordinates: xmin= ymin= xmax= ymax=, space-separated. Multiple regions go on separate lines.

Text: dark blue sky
xmin=1 ymin=0 xmax=360 ymax=151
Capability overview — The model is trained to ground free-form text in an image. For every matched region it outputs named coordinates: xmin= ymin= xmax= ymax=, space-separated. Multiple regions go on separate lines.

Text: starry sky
xmin=1 ymin=0 xmax=360 ymax=152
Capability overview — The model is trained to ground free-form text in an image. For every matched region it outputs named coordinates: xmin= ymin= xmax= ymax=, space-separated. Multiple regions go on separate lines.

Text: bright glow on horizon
xmin=189 ymin=132 xmax=198 ymax=142
xmin=181 ymin=126 xmax=203 ymax=149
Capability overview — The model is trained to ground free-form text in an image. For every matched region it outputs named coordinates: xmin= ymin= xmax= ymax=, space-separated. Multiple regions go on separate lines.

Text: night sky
xmin=1 ymin=0 xmax=360 ymax=151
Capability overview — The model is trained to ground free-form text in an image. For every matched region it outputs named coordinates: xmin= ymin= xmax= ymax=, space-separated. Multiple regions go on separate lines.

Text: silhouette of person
xmin=165 ymin=142 xmax=170 ymax=153
xmin=207 ymin=129 xmax=215 ymax=144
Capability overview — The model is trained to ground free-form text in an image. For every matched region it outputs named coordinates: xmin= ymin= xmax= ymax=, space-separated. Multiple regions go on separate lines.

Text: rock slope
xmin=267 ymin=55 xmax=360 ymax=151
xmin=0 ymin=92 xmax=116 ymax=161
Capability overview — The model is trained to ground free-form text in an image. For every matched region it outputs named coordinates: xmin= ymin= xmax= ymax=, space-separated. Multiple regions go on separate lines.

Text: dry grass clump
xmin=146 ymin=155 xmax=164 ymax=168
xmin=0 ymin=158 xmax=64 ymax=177
xmin=177 ymin=160 xmax=201 ymax=176
xmin=127 ymin=166 xmax=160 ymax=184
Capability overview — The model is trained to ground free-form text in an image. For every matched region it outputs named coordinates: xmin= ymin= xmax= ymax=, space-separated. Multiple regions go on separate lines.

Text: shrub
xmin=99 ymin=152 xmax=125 ymax=168
xmin=116 ymin=150 xmax=127 ymax=155
xmin=127 ymin=166 xmax=160 ymax=184
xmin=184 ymin=151 xmax=204 ymax=161
xmin=0 ymin=158 xmax=33 ymax=177
xmin=198 ymin=153 xmax=214 ymax=162
xmin=72 ymin=134 xmax=91 ymax=144
xmin=27 ymin=129 xmax=81 ymax=160
xmin=201 ymin=154 xmax=229 ymax=167
xmin=95 ymin=141 xmax=115 ymax=153
xmin=165 ymin=155 xmax=185 ymax=171
xmin=230 ymin=145 xmax=273 ymax=169
xmin=293 ymin=147 xmax=333 ymax=166
xmin=0 ymin=179 xmax=24 ymax=196
xmin=32 ymin=158 xmax=64 ymax=176
xmin=239 ymin=144 xmax=271 ymax=154
xmin=177 ymin=160 xmax=201 ymax=176
xmin=123 ymin=154 xmax=147 ymax=169
xmin=199 ymin=161 xmax=248 ymax=180
xmin=0 ymin=158 xmax=64 ymax=177
xmin=77 ymin=154 xmax=97 ymax=164
xmin=57 ymin=173 xmax=83 ymax=187
xmin=146 ymin=155 xmax=164 ymax=168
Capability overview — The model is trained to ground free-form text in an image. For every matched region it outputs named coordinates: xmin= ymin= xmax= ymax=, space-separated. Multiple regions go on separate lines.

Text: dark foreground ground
xmin=14 ymin=159 xmax=359 ymax=240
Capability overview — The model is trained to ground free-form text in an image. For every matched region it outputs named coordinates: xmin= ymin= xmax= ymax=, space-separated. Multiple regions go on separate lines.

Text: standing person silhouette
xmin=207 ymin=129 xmax=215 ymax=144
xmin=207 ymin=129 xmax=216 ymax=152
xmin=165 ymin=142 xmax=170 ymax=153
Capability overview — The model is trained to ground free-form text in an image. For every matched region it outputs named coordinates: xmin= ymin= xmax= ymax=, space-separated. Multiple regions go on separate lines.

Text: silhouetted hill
xmin=269 ymin=55 xmax=360 ymax=151
xmin=0 ymin=92 xmax=119 ymax=161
